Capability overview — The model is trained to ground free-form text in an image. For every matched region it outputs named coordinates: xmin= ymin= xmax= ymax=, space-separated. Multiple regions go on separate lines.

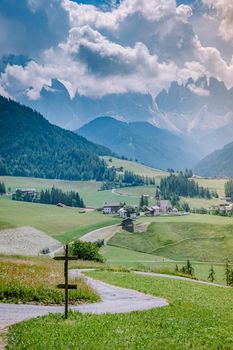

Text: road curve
xmin=0 ymin=269 xmax=168 ymax=330
xmin=134 ymin=271 xmax=226 ymax=287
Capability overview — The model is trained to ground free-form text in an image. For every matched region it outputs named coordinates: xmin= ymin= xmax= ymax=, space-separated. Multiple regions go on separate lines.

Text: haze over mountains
xmin=78 ymin=117 xmax=198 ymax=170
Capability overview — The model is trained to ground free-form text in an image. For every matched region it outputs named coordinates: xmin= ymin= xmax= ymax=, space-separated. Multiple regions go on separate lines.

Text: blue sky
xmin=0 ymin=0 xmax=232 ymax=101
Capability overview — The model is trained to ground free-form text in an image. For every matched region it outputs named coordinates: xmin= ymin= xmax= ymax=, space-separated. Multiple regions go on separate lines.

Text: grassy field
xmin=0 ymin=172 xmax=226 ymax=209
xmin=0 ymin=176 xmax=143 ymax=207
xmin=196 ymin=178 xmax=227 ymax=197
xmin=0 ymin=256 xmax=99 ymax=305
xmin=0 ymin=196 xmax=120 ymax=243
xmin=6 ymin=270 xmax=233 ymax=350
xmin=108 ymin=218 xmax=233 ymax=262
xmin=111 ymin=186 xmax=223 ymax=208
xmin=101 ymin=246 xmax=230 ymax=284
xmin=102 ymin=156 xmax=168 ymax=179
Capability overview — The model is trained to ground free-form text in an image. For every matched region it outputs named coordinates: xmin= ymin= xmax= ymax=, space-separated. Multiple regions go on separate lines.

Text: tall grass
xmin=0 ymin=256 xmax=99 ymax=305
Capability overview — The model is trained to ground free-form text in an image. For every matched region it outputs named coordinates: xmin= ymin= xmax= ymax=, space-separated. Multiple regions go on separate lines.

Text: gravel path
xmin=0 ymin=227 xmax=62 ymax=256
xmin=0 ymin=269 xmax=168 ymax=331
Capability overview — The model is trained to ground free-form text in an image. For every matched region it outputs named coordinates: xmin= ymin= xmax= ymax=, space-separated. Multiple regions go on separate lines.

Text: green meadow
xmin=102 ymin=156 xmax=168 ymax=179
xmin=6 ymin=271 xmax=233 ymax=350
xmin=0 ymin=196 xmax=120 ymax=243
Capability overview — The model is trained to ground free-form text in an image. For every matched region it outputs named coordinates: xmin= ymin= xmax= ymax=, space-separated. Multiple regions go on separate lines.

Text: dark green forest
xmin=0 ymin=96 xmax=115 ymax=181
xmin=160 ymin=172 xmax=214 ymax=200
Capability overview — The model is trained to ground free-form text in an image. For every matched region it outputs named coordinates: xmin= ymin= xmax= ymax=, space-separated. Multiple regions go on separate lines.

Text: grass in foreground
xmin=6 ymin=271 xmax=233 ymax=350
xmin=0 ymin=256 xmax=99 ymax=305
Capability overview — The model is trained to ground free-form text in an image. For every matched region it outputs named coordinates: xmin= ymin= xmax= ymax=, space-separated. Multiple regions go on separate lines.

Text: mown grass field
xmin=0 ymin=256 xmax=99 ymax=305
xmin=0 ymin=196 xmax=120 ymax=243
xmin=102 ymin=156 xmax=168 ymax=179
xmin=196 ymin=178 xmax=227 ymax=197
xmin=6 ymin=270 xmax=233 ymax=350
xmin=102 ymin=246 xmax=230 ymax=284
xmin=108 ymin=219 xmax=233 ymax=262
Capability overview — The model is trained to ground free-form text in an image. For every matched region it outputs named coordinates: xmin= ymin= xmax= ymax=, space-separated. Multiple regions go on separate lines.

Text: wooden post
xmin=53 ymin=245 xmax=78 ymax=319
xmin=64 ymin=244 xmax=68 ymax=319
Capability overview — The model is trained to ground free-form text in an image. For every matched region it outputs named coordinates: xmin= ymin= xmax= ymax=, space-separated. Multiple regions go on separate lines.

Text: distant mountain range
xmin=195 ymin=142 xmax=233 ymax=178
xmin=2 ymin=54 xmax=233 ymax=174
xmin=0 ymin=96 xmax=113 ymax=180
xmin=77 ymin=116 xmax=198 ymax=170
xmin=155 ymin=77 xmax=233 ymax=154
xmin=19 ymin=75 xmax=233 ymax=156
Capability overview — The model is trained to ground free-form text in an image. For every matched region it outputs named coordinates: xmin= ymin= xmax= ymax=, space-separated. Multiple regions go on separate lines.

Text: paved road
xmin=134 ymin=271 xmax=226 ymax=287
xmin=80 ymin=225 xmax=120 ymax=243
xmin=0 ymin=269 xmax=168 ymax=331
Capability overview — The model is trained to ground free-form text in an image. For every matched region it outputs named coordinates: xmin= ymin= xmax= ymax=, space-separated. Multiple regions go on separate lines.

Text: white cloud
xmin=203 ymin=0 xmax=233 ymax=44
xmin=187 ymin=83 xmax=210 ymax=96
xmin=0 ymin=0 xmax=232 ymax=101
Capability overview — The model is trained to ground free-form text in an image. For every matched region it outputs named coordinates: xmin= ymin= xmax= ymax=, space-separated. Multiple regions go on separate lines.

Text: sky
xmin=0 ymin=0 xmax=232 ymax=100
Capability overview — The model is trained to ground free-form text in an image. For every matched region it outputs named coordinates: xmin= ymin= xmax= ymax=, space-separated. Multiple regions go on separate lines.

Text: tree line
xmin=12 ymin=186 xmax=85 ymax=208
xmin=100 ymin=171 xmax=156 ymax=190
xmin=0 ymin=181 xmax=6 ymax=195
xmin=160 ymin=172 xmax=214 ymax=200
xmin=225 ymin=180 xmax=233 ymax=200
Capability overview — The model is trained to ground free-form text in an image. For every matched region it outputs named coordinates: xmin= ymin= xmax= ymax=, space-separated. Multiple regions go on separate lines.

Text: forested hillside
xmin=78 ymin=117 xmax=198 ymax=170
xmin=0 ymin=96 xmax=114 ymax=180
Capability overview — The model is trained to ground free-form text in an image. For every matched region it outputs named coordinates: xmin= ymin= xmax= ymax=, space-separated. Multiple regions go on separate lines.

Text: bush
xmin=69 ymin=240 xmax=104 ymax=262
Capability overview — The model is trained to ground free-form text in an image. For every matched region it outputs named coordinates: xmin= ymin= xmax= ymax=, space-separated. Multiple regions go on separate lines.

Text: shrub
xmin=69 ymin=240 xmax=104 ymax=263
xmin=176 ymin=260 xmax=194 ymax=276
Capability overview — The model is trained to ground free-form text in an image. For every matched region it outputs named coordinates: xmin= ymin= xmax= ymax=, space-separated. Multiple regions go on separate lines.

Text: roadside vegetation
xmin=0 ymin=256 xmax=99 ymax=305
xmin=6 ymin=271 xmax=233 ymax=350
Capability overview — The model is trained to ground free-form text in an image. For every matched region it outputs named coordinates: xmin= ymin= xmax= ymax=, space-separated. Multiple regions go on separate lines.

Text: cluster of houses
xmin=211 ymin=197 xmax=233 ymax=214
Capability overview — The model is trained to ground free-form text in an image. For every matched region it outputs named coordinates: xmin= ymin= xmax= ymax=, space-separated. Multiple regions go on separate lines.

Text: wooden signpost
xmin=53 ymin=244 xmax=78 ymax=319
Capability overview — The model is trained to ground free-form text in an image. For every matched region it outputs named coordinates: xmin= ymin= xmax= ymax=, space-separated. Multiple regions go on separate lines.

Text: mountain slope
xmin=78 ymin=117 xmax=198 ymax=170
xmin=195 ymin=142 xmax=233 ymax=177
xmin=0 ymin=96 xmax=113 ymax=180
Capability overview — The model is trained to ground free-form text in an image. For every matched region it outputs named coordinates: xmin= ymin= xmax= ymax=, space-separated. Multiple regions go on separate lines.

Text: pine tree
xmin=225 ymin=258 xmax=231 ymax=285
xmin=208 ymin=266 xmax=216 ymax=283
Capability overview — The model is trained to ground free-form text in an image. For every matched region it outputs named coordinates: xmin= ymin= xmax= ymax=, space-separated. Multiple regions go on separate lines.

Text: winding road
xmin=0 ymin=269 xmax=226 ymax=349
xmin=0 ymin=269 xmax=168 ymax=331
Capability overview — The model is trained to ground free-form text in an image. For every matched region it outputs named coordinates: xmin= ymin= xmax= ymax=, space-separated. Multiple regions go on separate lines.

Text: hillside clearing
xmin=102 ymin=156 xmax=168 ymax=179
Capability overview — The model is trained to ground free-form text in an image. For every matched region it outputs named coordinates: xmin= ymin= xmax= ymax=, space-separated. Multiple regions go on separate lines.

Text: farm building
xmin=121 ymin=218 xmax=134 ymax=232
xmin=103 ymin=202 xmax=122 ymax=214
xmin=12 ymin=188 xmax=39 ymax=202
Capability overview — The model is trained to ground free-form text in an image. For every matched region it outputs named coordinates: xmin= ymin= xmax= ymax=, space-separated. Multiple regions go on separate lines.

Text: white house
xmin=103 ymin=202 xmax=122 ymax=214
